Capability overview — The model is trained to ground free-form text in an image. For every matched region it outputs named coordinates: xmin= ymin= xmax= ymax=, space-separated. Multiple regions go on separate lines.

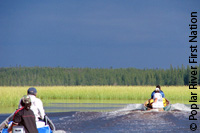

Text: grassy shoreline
xmin=0 ymin=86 xmax=199 ymax=107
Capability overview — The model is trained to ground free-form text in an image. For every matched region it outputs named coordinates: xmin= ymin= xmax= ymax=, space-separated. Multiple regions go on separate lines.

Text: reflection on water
xmin=0 ymin=99 xmax=198 ymax=114
xmin=45 ymin=103 xmax=128 ymax=112
xmin=0 ymin=99 xmax=144 ymax=114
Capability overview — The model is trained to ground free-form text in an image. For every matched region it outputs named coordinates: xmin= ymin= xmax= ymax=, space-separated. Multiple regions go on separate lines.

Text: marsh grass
xmin=0 ymin=86 xmax=199 ymax=107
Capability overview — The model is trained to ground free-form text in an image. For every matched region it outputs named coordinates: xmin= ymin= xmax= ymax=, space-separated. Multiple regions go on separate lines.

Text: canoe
xmin=0 ymin=114 xmax=55 ymax=133
xmin=144 ymin=98 xmax=171 ymax=111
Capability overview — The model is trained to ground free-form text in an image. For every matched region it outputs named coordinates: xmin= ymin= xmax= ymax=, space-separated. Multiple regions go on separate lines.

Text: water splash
xmin=109 ymin=103 xmax=194 ymax=115
xmin=170 ymin=103 xmax=191 ymax=112
xmin=106 ymin=104 xmax=144 ymax=118
xmin=115 ymin=104 xmax=144 ymax=112
xmin=54 ymin=130 xmax=66 ymax=133
xmin=122 ymin=104 xmax=144 ymax=111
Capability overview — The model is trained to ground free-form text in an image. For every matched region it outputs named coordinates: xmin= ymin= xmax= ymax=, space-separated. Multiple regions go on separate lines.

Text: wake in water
xmin=1 ymin=103 xmax=199 ymax=132
xmin=170 ymin=103 xmax=192 ymax=112
xmin=50 ymin=103 xmax=199 ymax=132
xmin=108 ymin=103 xmax=192 ymax=114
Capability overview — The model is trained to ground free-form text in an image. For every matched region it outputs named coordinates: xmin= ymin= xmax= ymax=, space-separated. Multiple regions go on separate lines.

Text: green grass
xmin=0 ymin=86 xmax=199 ymax=108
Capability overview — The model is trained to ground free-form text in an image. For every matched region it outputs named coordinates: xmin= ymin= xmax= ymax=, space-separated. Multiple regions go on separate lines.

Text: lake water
xmin=0 ymin=101 xmax=200 ymax=132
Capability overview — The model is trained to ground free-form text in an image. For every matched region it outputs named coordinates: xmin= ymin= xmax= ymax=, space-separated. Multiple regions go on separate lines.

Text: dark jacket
xmin=13 ymin=107 xmax=38 ymax=133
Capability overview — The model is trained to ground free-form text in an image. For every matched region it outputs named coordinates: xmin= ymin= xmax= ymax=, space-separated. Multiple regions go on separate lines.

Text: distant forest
xmin=0 ymin=65 xmax=199 ymax=86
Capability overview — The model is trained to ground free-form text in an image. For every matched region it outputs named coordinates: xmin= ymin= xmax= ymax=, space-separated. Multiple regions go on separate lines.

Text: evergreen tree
xmin=0 ymin=65 xmax=197 ymax=86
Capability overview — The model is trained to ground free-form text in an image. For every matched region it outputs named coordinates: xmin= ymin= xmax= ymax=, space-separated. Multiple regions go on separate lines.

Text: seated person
xmin=8 ymin=95 xmax=38 ymax=133
xmin=152 ymin=88 xmax=164 ymax=109
xmin=151 ymin=85 xmax=165 ymax=99
xmin=18 ymin=87 xmax=45 ymax=122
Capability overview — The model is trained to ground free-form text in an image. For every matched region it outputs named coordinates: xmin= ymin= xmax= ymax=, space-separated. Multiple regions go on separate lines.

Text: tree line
xmin=0 ymin=65 xmax=199 ymax=86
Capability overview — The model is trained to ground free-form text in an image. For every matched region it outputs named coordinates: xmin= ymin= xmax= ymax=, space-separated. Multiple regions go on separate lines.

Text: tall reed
xmin=0 ymin=86 xmax=198 ymax=107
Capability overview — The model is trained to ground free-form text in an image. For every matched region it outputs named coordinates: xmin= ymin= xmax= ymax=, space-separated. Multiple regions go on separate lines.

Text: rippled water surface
xmin=1 ymin=103 xmax=200 ymax=132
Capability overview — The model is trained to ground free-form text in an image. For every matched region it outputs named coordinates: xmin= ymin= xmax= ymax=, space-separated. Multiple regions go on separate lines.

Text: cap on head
xmin=155 ymin=88 xmax=160 ymax=91
xmin=22 ymin=95 xmax=31 ymax=104
xmin=27 ymin=87 xmax=37 ymax=95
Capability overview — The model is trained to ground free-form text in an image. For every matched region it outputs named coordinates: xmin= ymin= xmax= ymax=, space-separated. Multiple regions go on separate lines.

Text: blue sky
xmin=0 ymin=0 xmax=199 ymax=69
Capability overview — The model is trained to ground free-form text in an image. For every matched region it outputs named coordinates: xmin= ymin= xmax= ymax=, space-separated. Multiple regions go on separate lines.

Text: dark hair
xmin=156 ymin=85 xmax=161 ymax=90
